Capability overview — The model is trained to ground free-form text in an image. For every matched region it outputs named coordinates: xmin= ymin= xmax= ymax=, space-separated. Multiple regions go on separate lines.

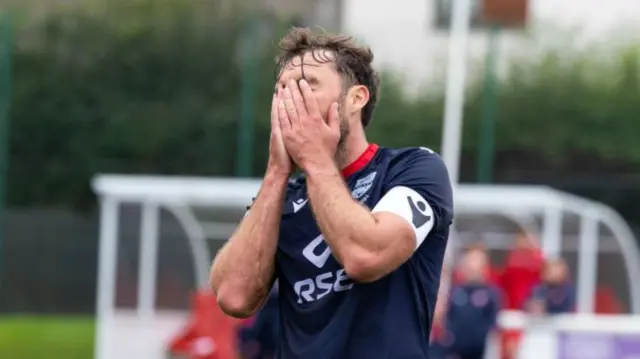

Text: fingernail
xmin=299 ymin=79 xmax=307 ymax=86
xmin=284 ymin=87 xmax=292 ymax=97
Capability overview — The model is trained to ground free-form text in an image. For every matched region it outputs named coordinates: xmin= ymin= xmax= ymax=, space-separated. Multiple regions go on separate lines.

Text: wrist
xmin=265 ymin=160 xmax=292 ymax=179
xmin=302 ymin=159 xmax=340 ymax=179
xmin=263 ymin=168 xmax=290 ymax=188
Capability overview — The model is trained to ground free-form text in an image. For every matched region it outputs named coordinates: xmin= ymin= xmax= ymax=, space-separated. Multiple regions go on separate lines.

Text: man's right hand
xmin=211 ymin=90 xmax=288 ymax=318
xmin=267 ymin=88 xmax=293 ymax=176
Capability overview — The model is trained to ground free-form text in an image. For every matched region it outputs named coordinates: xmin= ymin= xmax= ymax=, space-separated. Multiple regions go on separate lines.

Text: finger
xmin=283 ymin=86 xmax=299 ymax=125
xmin=278 ymin=98 xmax=292 ymax=132
xmin=327 ymin=102 xmax=340 ymax=134
xmin=270 ymin=91 xmax=279 ymax=127
xmin=288 ymin=79 xmax=308 ymax=118
xmin=272 ymin=88 xmax=285 ymax=133
xmin=298 ymin=79 xmax=321 ymax=117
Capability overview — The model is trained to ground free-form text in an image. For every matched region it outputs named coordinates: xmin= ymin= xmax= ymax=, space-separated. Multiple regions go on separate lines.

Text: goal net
xmin=92 ymin=175 xmax=640 ymax=359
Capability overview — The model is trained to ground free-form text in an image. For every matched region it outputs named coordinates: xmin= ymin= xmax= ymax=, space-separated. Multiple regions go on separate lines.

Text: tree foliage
xmin=5 ymin=0 xmax=640 ymax=207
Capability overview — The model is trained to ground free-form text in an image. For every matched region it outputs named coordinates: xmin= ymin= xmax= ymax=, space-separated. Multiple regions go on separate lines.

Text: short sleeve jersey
xmin=446 ymin=284 xmax=501 ymax=350
xmin=275 ymin=144 xmax=454 ymax=359
xmin=530 ymin=283 xmax=576 ymax=314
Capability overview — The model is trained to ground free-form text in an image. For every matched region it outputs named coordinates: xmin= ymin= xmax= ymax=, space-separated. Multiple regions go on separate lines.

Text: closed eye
xmin=305 ymin=76 xmax=320 ymax=89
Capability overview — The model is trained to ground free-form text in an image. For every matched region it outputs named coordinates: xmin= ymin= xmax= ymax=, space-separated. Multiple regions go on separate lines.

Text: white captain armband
xmin=371 ymin=186 xmax=435 ymax=249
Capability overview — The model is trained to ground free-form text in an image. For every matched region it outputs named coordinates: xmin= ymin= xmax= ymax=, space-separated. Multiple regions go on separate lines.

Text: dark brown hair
xmin=275 ymin=27 xmax=380 ymax=127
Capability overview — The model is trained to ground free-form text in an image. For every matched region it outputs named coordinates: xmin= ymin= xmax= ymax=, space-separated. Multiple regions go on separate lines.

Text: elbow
xmin=218 ymin=299 xmax=257 ymax=319
xmin=214 ymin=285 xmax=259 ymax=319
xmin=342 ymin=249 xmax=384 ymax=283
xmin=209 ymin=274 xmax=258 ymax=318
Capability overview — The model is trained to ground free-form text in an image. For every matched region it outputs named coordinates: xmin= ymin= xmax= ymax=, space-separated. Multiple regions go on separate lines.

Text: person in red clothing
xmin=499 ymin=230 xmax=545 ymax=359
xmin=501 ymin=231 xmax=544 ymax=309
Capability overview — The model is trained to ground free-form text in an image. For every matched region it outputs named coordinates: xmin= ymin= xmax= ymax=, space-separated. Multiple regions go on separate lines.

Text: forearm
xmin=305 ymin=164 xmax=383 ymax=268
xmin=210 ymin=170 xmax=288 ymax=317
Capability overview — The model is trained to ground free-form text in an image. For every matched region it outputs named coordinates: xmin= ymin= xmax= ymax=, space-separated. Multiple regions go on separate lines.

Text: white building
xmin=340 ymin=0 xmax=640 ymax=89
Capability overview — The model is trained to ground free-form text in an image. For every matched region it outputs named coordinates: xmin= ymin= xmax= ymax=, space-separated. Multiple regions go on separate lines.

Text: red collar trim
xmin=341 ymin=144 xmax=379 ymax=177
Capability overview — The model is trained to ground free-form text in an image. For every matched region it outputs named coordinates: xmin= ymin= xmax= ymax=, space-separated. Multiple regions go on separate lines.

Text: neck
xmin=337 ymin=127 xmax=369 ymax=171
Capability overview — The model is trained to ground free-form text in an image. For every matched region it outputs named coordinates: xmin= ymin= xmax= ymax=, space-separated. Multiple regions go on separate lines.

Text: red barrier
xmin=168 ymin=291 xmax=242 ymax=359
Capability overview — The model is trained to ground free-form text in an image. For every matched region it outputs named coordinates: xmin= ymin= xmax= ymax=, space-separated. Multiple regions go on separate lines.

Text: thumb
xmin=327 ymin=102 xmax=340 ymax=134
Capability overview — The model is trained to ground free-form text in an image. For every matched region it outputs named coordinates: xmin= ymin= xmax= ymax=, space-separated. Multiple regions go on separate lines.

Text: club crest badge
xmin=351 ymin=172 xmax=377 ymax=200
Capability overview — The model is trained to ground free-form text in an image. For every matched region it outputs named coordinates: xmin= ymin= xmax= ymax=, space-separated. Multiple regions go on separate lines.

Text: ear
xmin=346 ymin=85 xmax=369 ymax=116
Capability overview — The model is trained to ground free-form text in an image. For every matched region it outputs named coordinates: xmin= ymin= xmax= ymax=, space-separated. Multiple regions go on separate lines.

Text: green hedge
xmin=5 ymin=0 xmax=640 ymax=207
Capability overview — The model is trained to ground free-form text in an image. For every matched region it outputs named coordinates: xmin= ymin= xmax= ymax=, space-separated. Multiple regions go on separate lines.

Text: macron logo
xmin=407 ymin=195 xmax=431 ymax=228
xmin=292 ymin=198 xmax=308 ymax=213
xmin=302 ymin=234 xmax=332 ymax=268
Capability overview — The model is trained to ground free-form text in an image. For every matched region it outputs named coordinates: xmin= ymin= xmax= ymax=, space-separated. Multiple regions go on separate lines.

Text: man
xmin=210 ymin=28 xmax=454 ymax=359
xmin=441 ymin=248 xmax=501 ymax=359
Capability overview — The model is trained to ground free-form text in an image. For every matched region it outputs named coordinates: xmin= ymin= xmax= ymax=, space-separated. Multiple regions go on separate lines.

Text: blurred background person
xmin=501 ymin=230 xmax=544 ymax=311
xmin=526 ymin=258 xmax=575 ymax=315
xmin=453 ymin=243 xmax=502 ymax=286
xmin=499 ymin=230 xmax=544 ymax=359
xmin=437 ymin=247 xmax=501 ymax=359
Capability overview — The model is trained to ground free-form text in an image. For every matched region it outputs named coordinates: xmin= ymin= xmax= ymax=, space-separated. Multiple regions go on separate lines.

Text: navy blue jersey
xmin=274 ymin=144 xmax=453 ymax=359
xmin=530 ymin=283 xmax=575 ymax=314
xmin=446 ymin=284 xmax=501 ymax=351
xmin=239 ymin=290 xmax=280 ymax=359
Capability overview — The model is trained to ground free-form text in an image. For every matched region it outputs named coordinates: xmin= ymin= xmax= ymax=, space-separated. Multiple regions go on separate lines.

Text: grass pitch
xmin=0 ymin=316 xmax=94 ymax=359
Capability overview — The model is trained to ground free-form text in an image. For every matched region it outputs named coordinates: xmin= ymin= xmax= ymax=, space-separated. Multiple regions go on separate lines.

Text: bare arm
xmin=304 ymin=149 xmax=452 ymax=283
xmin=277 ymin=80 xmax=452 ymax=284
xmin=305 ymin=165 xmax=417 ymax=283
xmin=210 ymin=88 xmax=292 ymax=318
xmin=209 ymin=170 xmax=288 ymax=318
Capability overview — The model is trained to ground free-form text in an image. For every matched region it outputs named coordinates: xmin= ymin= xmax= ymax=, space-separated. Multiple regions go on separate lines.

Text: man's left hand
xmin=278 ymin=79 xmax=340 ymax=172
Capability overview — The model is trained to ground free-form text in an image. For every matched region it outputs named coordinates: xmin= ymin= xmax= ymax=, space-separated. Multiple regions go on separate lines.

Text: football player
xmin=210 ymin=27 xmax=454 ymax=359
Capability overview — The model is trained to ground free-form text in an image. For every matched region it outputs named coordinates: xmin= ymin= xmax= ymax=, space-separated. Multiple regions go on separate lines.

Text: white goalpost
xmin=92 ymin=175 xmax=640 ymax=359
xmin=92 ymin=176 xmax=261 ymax=359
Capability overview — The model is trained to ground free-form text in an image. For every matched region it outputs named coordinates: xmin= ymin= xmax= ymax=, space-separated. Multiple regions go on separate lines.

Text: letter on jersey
xmin=372 ymin=186 xmax=435 ymax=249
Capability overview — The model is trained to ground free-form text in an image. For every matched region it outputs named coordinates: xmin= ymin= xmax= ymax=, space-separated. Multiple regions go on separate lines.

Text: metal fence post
xmin=477 ymin=25 xmax=500 ymax=183
xmin=236 ymin=20 xmax=257 ymax=178
xmin=0 ymin=14 xmax=13 ymax=288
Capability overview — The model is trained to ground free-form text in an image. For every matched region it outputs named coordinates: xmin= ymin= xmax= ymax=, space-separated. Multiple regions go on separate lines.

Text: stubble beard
xmin=335 ymin=97 xmax=350 ymax=167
